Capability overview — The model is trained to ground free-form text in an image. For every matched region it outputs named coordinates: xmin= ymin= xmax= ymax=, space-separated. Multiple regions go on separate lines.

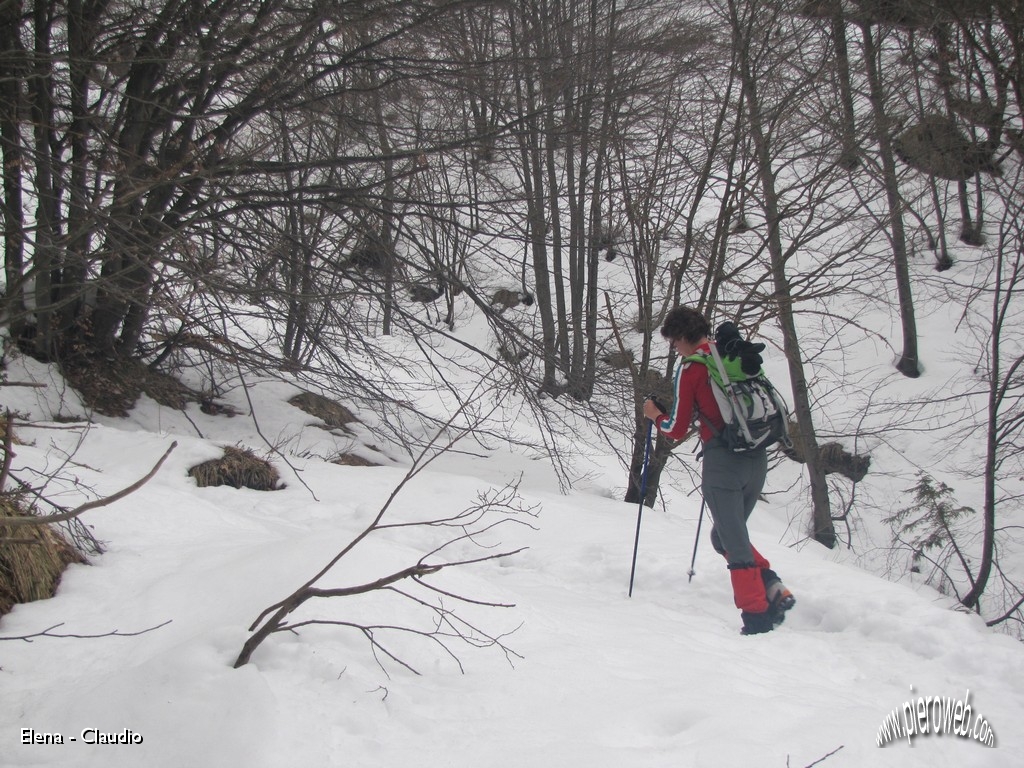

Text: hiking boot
xmin=740 ymin=610 xmax=774 ymax=635
xmin=766 ymin=580 xmax=796 ymax=626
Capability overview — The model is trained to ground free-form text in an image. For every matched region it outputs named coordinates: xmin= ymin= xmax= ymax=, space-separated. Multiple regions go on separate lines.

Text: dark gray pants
xmin=701 ymin=442 xmax=768 ymax=566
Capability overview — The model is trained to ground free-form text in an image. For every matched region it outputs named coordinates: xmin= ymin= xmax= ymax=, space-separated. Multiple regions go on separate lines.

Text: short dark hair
xmin=660 ymin=306 xmax=710 ymax=344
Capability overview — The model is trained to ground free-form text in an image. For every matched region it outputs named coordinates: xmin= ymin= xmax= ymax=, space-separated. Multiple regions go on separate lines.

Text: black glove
xmin=737 ymin=343 xmax=765 ymax=376
xmin=715 ymin=322 xmax=765 ymax=376
xmin=715 ymin=322 xmax=744 ymax=355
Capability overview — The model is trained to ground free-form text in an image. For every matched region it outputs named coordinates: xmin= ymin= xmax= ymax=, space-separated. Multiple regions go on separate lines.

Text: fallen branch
xmin=789 ymin=745 xmax=844 ymax=768
xmin=0 ymin=619 xmax=172 ymax=642
xmin=234 ymin=379 xmax=536 ymax=671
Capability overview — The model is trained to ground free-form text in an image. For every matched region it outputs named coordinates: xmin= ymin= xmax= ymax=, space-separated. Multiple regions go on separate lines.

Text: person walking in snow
xmin=642 ymin=306 xmax=795 ymax=635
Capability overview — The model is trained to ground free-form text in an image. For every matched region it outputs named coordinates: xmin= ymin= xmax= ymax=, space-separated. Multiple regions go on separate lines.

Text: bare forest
xmin=3 ymin=0 xmax=1024 ymax=635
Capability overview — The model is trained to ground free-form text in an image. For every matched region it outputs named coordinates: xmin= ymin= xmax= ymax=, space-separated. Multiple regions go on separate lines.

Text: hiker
xmin=642 ymin=306 xmax=795 ymax=635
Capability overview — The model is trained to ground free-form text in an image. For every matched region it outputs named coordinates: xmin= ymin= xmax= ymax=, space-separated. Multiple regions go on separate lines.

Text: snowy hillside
xmin=1 ymin=325 xmax=1021 ymax=768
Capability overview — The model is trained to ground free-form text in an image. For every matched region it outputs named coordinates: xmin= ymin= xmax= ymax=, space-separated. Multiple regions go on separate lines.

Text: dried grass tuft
xmin=332 ymin=452 xmax=380 ymax=467
xmin=894 ymin=115 xmax=995 ymax=181
xmin=64 ymin=356 xmax=202 ymax=416
xmin=849 ymin=0 xmax=992 ymax=28
xmin=0 ymin=496 xmax=87 ymax=618
xmin=288 ymin=391 xmax=359 ymax=432
xmin=188 ymin=445 xmax=282 ymax=491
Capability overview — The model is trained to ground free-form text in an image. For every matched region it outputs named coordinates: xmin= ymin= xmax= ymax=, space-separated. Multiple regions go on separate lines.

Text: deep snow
xmin=1 ymin=332 xmax=1021 ymax=768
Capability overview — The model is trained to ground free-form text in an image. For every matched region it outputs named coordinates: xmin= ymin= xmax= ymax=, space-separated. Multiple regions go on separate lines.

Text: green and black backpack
xmin=684 ymin=338 xmax=793 ymax=453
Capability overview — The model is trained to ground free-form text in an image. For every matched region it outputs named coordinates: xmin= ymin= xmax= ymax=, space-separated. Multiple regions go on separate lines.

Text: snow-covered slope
xmin=0 ymin=350 xmax=1019 ymax=767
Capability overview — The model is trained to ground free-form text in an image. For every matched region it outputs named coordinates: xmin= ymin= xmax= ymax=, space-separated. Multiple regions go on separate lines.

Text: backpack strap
xmin=681 ymin=353 xmax=724 ymax=442
xmin=684 ymin=348 xmax=759 ymax=448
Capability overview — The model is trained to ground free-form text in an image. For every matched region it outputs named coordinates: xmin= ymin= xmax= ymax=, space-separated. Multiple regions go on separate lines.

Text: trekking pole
xmin=628 ymin=417 xmax=655 ymax=597
xmin=687 ymin=497 xmax=707 ymax=583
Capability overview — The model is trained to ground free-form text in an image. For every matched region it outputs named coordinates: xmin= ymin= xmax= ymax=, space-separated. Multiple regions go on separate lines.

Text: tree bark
xmin=729 ymin=0 xmax=837 ymax=547
xmin=859 ymin=21 xmax=921 ymax=378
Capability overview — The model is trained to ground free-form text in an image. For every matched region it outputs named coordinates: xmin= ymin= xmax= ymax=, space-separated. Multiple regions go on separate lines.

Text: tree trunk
xmin=509 ymin=8 xmax=560 ymax=395
xmin=960 ymin=241 xmax=1013 ymax=608
xmin=859 ymin=21 xmax=921 ymax=378
xmin=58 ymin=0 xmax=97 ymax=342
xmin=0 ymin=0 xmax=28 ymax=341
xmin=28 ymin=1 xmax=61 ymax=360
xmin=730 ymin=0 xmax=836 ymax=548
xmin=831 ymin=7 xmax=859 ymax=169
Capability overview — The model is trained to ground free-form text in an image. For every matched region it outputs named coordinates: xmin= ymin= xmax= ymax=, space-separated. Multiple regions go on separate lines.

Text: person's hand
xmin=643 ymin=397 xmax=665 ymax=422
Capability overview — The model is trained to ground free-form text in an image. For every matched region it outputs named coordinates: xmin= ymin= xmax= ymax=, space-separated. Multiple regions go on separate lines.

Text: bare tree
xmin=612 ymin=52 xmax=742 ymax=506
xmin=958 ymin=171 xmax=1024 ymax=616
xmin=234 ymin=408 xmax=537 ymax=671
xmin=856 ymin=19 xmax=922 ymax=378
xmin=502 ymin=0 xmax=707 ymax=401
xmin=722 ymin=0 xmax=865 ymax=547
xmin=0 ymin=0 xmax=488 ymax=364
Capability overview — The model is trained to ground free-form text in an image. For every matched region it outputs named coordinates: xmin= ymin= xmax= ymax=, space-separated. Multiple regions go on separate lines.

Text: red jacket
xmin=655 ymin=342 xmax=725 ymax=443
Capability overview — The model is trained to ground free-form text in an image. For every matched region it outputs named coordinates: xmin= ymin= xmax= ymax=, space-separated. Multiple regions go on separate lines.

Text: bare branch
xmin=235 ymin=379 xmax=532 ymax=669
xmin=802 ymin=745 xmax=845 ymax=767
xmin=0 ymin=441 xmax=178 ymax=527
xmin=0 ymin=620 xmax=172 ymax=642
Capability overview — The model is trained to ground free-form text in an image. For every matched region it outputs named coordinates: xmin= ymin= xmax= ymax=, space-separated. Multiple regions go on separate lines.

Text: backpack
xmin=684 ymin=340 xmax=793 ymax=453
